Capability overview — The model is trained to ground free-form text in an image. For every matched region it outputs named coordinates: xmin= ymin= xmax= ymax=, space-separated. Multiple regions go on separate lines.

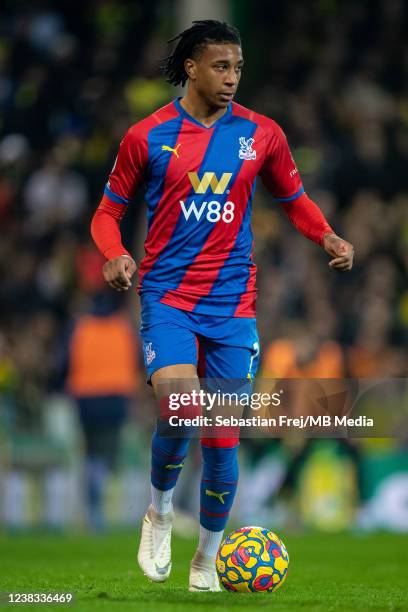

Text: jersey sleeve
xmin=104 ymin=126 xmax=148 ymax=206
xmin=259 ymin=122 xmax=304 ymax=202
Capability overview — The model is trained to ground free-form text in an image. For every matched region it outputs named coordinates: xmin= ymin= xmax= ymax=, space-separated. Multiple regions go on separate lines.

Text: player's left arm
xmin=281 ymin=193 xmax=354 ymax=271
xmin=259 ymin=123 xmax=354 ymax=271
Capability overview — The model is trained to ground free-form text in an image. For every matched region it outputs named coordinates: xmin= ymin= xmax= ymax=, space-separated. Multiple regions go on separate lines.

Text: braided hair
xmin=161 ymin=20 xmax=241 ymax=87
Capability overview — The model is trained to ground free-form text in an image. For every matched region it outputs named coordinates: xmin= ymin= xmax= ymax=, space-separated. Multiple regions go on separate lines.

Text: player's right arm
xmin=91 ymin=126 xmax=147 ymax=291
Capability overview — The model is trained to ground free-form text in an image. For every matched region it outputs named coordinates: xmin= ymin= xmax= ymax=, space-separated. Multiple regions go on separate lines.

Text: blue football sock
xmin=151 ymin=428 xmax=191 ymax=492
xmin=200 ymin=444 xmax=239 ymax=531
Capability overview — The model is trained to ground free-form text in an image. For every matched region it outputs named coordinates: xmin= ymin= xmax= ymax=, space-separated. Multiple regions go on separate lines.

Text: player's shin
xmin=151 ymin=393 xmax=199 ymax=514
xmin=150 ymin=430 xmax=191 ymax=514
xmin=198 ymin=441 xmax=239 ymax=559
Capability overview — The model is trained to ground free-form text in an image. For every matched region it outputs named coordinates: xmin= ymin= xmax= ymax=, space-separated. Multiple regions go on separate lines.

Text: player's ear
xmin=184 ymin=58 xmax=196 ymax=81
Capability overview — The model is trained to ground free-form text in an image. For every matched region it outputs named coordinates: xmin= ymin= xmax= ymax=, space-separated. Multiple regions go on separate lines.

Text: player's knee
xmin=201 ymin=443 xmax=239 ymax=482
xmin=200 ymin=437 xmax=239 ymax=448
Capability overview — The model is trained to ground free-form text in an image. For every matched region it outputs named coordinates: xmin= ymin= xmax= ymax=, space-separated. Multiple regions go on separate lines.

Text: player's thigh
xmin=140 ymin=299 xmax=199 ymax=377
xmin=151 ymin=363 xmax=198 ymax=394
xmin=203 ymin=343 xmax=259 ymax=380
xmin=199 ymin=320 xmax=260 ymax=380
xmin=198 ymin=330 xmax=259 ymax=447
xmin=141 ymin=320 xmax=197 ymax=377
xmin=140 ymin=302 xmax=202 ymax=420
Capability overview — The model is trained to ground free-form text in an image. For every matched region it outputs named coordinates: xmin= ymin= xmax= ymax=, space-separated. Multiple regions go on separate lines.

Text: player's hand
xmin=102 ymin=255 xmax=137 ymax=291
xmin=323 ymin=233 xmax=354 ymax=271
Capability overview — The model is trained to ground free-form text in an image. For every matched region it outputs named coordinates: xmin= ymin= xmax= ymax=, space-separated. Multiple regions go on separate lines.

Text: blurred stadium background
xmin=0 ymin=0 xmax=407 ymax=535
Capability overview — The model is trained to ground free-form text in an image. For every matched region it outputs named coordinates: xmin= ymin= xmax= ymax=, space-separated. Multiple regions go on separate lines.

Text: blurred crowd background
xmin=0 ymin=0 xmax=407 ymax=533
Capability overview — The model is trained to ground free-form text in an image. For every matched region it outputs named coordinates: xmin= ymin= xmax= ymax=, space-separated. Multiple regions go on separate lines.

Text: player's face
xmin=187 ymin=43 xmax=244 ymax=109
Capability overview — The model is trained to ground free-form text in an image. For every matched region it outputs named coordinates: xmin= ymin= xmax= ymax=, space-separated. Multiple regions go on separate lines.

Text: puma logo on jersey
xmin=205 ymin=489 xmax=230 ymax=504
xmin=162 ymin=143 xmax=181 ymax=158
xmin=165 ymin=463 xmax=184 ymax=469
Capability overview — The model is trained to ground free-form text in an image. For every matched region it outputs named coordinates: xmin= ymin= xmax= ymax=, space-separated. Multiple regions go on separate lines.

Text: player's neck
xmin=179 ymin=91 xmax=227 ymax=128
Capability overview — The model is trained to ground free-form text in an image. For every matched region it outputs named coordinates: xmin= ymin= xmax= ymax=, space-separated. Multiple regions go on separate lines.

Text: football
xmin=216 ymin=526 xmax=289 ymax=593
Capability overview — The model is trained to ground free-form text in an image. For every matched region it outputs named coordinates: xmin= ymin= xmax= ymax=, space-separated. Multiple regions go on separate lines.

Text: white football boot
xmin=189 ymin=550 xmax=221 ymax=592
xmin=137 ymin=505 xmax=173 ymax=582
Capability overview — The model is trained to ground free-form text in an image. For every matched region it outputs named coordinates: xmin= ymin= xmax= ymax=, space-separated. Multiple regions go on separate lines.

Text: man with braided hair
xmin=91 ymin=20 xmax=354 ymax=591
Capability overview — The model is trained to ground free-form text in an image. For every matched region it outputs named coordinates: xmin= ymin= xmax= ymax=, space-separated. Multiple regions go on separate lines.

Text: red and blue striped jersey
xmin=104 ymin=98 xmax=303 ymax=317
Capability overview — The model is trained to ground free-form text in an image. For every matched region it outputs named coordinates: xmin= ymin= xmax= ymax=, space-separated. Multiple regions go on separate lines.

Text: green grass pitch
xmin=1 ymin=531 xmax=407 ymax=611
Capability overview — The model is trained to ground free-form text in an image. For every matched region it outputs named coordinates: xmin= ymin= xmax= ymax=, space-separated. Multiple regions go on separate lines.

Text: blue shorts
xmin=140 ymin=299 xmax=260 ymax=381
